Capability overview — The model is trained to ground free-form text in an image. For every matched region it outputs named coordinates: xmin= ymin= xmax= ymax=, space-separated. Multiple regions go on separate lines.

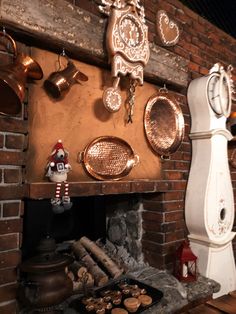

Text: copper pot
xmin=0 ymin=31 xmax=43 ymax=116
xmin=19 ymin=238 xmax=73 ymax=309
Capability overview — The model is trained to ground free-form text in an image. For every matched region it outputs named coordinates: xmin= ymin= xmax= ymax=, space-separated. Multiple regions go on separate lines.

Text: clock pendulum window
xmin=186 ymin=63 xmax=236 ymax=297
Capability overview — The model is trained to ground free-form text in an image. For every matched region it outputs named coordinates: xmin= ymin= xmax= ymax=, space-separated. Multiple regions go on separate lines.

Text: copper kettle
xmin=44 ymin=56 xmax=88 ymax=99
xmin=0 ymin=31 xmax=43 ymax=116
xmin=19 ymin=237 xmax=73 ymax=310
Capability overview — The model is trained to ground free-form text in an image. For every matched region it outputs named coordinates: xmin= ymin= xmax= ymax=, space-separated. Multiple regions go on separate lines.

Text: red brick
xmin=161 ymin=222 xmax=177 ymax=232
xmin=0 ymin=117 xmax=27 ymax=134
xmin=199 ymin=67 xmax=209 ymax=76
xmin=173 ymin=46 xmax=190 ymax=59
xmin=165 ymin=210 xmax=184 ymax=222
xmin=188 ymin=61 xmax=199 ymax=73
xmin=0 ymin=283 xmax=18 ymax=303
xmin=164 ymin=191 xmax=184 ymax=201
xmin=158 ymin=1 xmax=176 ymax=15
xmin=162 ymin=160 xmax=175 ymax=170
xmin=0 ymin=219 xmax=22 ymax=235
xmin=3 ymin=169 xmax=21 ymax=184
xmin=0 ymin=251 xmax=21 ymax=269
xmin=142 ymin=231 xmax=165 ymax=244
xmin=165 ymin=230 xmax=184 ymax=243
xmin=0 ymin=234 xmax=19 ymax=251
xmin=170 ymin=181 xmax=187 ymax=190
xmin=175 ymin=9 xmax=190 ymax=25
xmin=0 ymin=186 xmax=24 ymax=200
xmin=183 ymin=152 xmax=191 ymax=161
xmin=5 ymin=134 xmax=25 ymax=150
xmin=0 ymin=151 xmax=25 ymax=166
xmin=0 ymin=300 xmax=18 ymax=314
xmin=142 ymin=211 xmax=164 ymax=223
xmin=164 ymin=171 xmax=183 ymax=180
xmin=175 ymin=161 xmax=190 ymax=171
xmin=2 ymin=202 xmax=20 ymax=218
xmin=0 ymin=134 xmax=3 ymax=148
xmin=0 ymin=268 xmax=17 ymax=285
xmin=142 ymin=200 xmax=163 ymax=211
xmin=142 ymin=239 xmax=178 ymax=255
xmin=190 ymin=54 xmax=205 ymax=66
xmin=162 ymin=200 xmax=184 ymax=211
xmin=142 ymin=192 xmax=164 ymax=201
xmin=142 ymin=220 xmax=162 ymax=233
xmin=191 ymin=36 xmax=207 ymax=50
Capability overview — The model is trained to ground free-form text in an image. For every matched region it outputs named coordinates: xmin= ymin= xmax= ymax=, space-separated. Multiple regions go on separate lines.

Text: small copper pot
xmin=19 ymin=238 xmax=73 ymax=309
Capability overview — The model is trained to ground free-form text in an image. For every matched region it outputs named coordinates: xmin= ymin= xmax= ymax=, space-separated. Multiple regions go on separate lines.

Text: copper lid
xmin=20 ymin=237 xmax=73 ymax=273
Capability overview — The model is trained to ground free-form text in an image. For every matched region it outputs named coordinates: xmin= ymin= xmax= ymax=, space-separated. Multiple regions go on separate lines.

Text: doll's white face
xmin=55 ymin=148 xmax=66 ymax=160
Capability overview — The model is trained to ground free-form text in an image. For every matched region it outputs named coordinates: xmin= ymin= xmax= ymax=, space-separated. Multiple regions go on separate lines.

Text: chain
xmin=127 ymin=80 xmax=137 ymax=123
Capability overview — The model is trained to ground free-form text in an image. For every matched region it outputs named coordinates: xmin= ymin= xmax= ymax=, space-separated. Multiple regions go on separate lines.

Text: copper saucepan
xmin=0 ymin=31 xmax=43 ymax=116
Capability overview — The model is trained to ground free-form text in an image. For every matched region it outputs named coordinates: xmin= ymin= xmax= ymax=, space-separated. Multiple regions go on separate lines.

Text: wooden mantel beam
xmin=0 ymin=0 xmax=188 ymax=88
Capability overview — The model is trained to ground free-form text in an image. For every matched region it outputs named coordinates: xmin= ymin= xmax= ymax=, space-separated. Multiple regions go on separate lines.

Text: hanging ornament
xmin=156 ymin=10 xmax=180 ymax=47
xmin=45 ymin=140 xmax=72 ymax=214
xmin=97 ymin=0 xmax=150 ymax=122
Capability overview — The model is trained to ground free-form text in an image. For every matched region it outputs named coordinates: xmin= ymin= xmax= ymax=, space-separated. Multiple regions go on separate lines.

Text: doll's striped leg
xmin=62 ymin=181 xmax=72 ymax=210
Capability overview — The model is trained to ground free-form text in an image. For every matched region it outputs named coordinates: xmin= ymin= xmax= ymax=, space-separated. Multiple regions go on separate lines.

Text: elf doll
xmin=46 ymin=140 xmax=72 ymax=213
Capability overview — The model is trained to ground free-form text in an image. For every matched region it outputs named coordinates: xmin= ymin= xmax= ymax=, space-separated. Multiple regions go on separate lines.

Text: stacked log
xmin=68 ymin=236 xmax=124 ymax=292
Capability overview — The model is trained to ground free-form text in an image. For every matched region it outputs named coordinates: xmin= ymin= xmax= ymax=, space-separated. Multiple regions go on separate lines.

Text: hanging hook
xmin=159 ymin=84 xmax=168 ymax=93
xmin=61 ymin=47 xmax=66 ymax=57
xmin=2 ymin=26 xmax=6 ymax=36
xmin=57 ymin=48 xmax=68 ymax=70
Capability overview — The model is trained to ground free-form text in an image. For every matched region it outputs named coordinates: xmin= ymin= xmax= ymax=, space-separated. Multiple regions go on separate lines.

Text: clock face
xmin=207 ymin=72 xmax=231 ymax=117
xmin=119 ymin=15 xmax=143 ymax=48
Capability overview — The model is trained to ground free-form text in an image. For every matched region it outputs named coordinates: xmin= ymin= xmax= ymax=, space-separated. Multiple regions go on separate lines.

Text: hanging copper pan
xmin=144 ymin=91 xmax=185 ymax=158
xmin=78 ymin=136 xmax=139 ymax=180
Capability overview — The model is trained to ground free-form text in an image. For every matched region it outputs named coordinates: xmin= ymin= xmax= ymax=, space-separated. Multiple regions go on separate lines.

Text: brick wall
xmin=0 ymin=46 xmax=28 ymax=312
xmin=0 ymin=0 xmax=236 ymax=312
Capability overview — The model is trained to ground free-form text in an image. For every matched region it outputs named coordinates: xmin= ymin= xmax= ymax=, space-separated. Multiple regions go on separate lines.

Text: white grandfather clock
xmin=186 ymin=63 xmax=236 ymax=297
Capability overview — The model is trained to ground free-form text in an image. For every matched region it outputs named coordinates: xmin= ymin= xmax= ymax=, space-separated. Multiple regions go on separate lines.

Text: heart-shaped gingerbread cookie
xmin=156 ymin=10 xmax=180 ymax=46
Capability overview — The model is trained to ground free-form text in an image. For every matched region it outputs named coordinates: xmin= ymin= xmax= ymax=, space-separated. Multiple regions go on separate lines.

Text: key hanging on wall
xmin=97 ymin=0 xmax=150 ymax=123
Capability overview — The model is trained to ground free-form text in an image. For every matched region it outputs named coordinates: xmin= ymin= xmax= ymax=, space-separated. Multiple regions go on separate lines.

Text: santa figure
xmin=46 ymin=140 xmax=72 ymax=213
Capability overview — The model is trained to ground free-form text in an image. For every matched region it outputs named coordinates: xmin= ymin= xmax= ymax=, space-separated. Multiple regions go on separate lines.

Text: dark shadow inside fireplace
xmin=22 ymin=196 xmax=107 ymax=260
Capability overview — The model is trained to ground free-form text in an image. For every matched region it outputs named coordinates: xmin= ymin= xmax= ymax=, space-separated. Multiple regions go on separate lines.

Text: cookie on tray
xmin=138 ymin=294 xmax=152 ymax=306
xmin=123 ymin=297 xmax=141 ymax=313
xmin=111 ymin=308 xmax=128 ymax=314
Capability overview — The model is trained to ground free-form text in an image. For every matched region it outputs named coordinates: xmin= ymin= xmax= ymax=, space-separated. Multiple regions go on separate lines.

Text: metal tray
xmin=144 ymin=92 xmax=185 ymax=157
xmin=78 ymin=136 xmax=139 ymax=181
xmin=70 ymin=277 xmax=163 ymax=313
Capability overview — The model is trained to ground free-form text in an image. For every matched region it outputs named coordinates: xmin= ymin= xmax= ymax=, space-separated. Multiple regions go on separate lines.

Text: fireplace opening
xmin=21 ymin=193 xmax=142 ymax=262
xmin=22 ymin=196 xmax=106 ymax=260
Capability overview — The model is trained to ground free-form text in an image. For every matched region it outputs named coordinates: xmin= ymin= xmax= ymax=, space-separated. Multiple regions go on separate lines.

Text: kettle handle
xmin=0 ymin=30 xmax=17 ymax=58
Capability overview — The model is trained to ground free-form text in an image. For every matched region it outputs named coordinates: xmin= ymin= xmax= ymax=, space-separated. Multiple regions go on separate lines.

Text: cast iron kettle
xmin=19 ymin=237 xmax=73 ymax=310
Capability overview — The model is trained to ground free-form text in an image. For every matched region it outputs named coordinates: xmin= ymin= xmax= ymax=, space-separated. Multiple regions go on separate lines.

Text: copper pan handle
xmin=77 ymin=151 xmax=84 ymax=164
xmin=133 ymin=154 xmax=140 ymax=166
xmin=0 ymin=30 xmax=17 ymax=58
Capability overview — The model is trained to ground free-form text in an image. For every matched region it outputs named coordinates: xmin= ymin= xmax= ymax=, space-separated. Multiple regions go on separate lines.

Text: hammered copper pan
xmin=78 ymin=136 xmax=139 ymax=180
xmin=144 ymin=91 xmax=184 ymax=157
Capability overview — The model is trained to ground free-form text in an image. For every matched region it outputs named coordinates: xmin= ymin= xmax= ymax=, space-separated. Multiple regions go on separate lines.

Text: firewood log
xmin=80 ymin=236 xmax=123 ymax=278
xmin=67 ymin=271 xmax=75 ymax=282
xmin=72 ymin=240 xmax=108 ymax=287
xmin=68 ymin=260 xmax=83 ymax=280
